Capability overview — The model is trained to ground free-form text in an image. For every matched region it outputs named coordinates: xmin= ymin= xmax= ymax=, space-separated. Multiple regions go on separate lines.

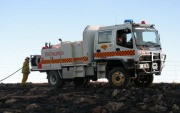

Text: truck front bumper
xmin=135 ymin=53 xmax=166 ymax=75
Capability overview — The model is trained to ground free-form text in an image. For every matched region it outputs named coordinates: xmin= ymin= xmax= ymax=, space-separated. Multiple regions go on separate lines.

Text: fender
xmin=94 ymin=58 xmax=129 ymax=70
xmin=106 ymin=58 xmax=129 ymax=70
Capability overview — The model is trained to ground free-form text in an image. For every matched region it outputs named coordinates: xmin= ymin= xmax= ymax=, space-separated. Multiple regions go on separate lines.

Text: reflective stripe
xmin=94 ymin=50 xmax=135 ymax=58
xmin=41 ymin=57 xmax=88 ymax=64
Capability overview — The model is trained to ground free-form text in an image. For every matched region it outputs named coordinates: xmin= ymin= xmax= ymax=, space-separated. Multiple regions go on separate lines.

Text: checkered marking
xmin=41 ymin=57 xmax=88 ymax=64
xmin=94 ymin=50 xmax=135 ymax=58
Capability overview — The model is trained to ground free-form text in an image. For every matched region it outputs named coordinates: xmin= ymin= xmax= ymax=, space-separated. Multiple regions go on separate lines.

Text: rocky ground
xmin=0 ymin=82 xmax=180 ymax=113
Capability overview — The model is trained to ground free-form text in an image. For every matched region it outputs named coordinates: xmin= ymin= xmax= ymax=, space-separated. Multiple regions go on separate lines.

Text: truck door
xmin=115 ymin=28 xmax=134 ymax=58
xmin=94 ymin=30 xmax=114 ymax=59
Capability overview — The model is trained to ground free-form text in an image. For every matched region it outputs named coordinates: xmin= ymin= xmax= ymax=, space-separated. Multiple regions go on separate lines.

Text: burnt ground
xmin=0 ymin=82 xmax=180 ymax=113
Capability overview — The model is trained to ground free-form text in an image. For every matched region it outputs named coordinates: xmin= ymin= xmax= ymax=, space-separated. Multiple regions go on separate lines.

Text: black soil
xmin=0 ymin=82 xmax=180 ymax=113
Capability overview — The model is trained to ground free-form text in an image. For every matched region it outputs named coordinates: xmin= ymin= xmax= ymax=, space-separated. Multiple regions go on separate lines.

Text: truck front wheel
xmin=108 ymin=68 xmax=130 ymax=88
xmin=134 ymin=74 xmax=153 ymax=87
xmin=48 ymin=71 xmax=63 ymax=88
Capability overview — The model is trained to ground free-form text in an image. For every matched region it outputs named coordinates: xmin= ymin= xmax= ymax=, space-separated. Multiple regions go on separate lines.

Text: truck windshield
xmin=133 ymin=27 xmax=160 ymax=47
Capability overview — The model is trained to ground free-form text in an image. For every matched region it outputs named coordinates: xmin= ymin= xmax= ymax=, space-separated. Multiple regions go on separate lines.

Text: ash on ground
xmin=0 ymin=82 xmax=179 ymax=113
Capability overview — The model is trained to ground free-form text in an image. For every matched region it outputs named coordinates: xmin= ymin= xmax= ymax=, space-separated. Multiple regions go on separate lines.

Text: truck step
xmin=74 ymin=66 xmax=85 ymax=77
xmin=97 ymin=63 xmax=106 ymax=78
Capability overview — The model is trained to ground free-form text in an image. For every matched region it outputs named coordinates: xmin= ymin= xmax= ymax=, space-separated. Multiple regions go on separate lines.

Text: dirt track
xmin=0 ymin=82 xmax=180 ymax=113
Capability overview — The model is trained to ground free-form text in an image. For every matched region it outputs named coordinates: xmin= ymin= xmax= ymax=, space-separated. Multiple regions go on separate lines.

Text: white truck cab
xmin=30 ymin=20 xmax=166 ymax=88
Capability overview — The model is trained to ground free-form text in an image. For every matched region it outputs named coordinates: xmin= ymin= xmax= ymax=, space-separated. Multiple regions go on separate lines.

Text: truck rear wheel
xmin=73 ymin=78 xmax=89 ymax=87
xmin=134 ymin=74 xmax=153 ymax=87
xmin=48 ymin=71 xmax=63 ymax=88
xmin=108 ymin=68 xmax=130 ymax=88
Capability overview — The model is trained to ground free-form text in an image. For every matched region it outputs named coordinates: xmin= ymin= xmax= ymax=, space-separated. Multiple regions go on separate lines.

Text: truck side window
xmin=98 ymin=31 xmax=112 ymax=44
xmin=116 ymin=29 xmax=133 ymax=49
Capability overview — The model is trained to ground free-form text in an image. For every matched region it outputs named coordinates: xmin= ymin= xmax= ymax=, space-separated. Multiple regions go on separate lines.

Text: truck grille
xmin=140 ymin=55 xmax=160 ymax=61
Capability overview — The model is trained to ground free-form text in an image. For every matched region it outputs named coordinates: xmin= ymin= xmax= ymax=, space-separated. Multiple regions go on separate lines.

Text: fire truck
xmin=30 ymin=20 xmax=166 ymax=88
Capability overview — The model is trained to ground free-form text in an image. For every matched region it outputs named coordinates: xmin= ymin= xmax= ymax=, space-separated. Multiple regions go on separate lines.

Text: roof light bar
xmin=124 ymin=19 xmax=134 ymax=23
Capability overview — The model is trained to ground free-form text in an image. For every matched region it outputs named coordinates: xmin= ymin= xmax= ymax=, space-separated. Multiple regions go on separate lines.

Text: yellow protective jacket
xmin=22 ymin=60 xmax=29 ymax=74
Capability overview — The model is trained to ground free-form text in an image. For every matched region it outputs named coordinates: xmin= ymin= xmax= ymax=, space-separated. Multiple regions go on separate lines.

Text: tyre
xmin=108 ymin=68 xmax=130 ymax=88
xmin=31 ymin=56 xmax=37 ymax=66
xmin=31 ymin=56 xmax=41 ymax=66
xmin=134 ymin=74 xmax=153 ymax=87
xmin=48 ymin=71 xmax=63 ymax=88
xmin=73 ymin=78 xmax=89 ymax=87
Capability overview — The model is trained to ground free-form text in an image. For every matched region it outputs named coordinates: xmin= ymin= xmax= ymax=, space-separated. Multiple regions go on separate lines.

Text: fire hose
xmin=0 ymin=67 xmax=22 ymax=82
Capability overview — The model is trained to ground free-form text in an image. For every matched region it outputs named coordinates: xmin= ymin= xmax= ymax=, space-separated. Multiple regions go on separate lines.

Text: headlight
xmin=144 ymin=63 xmax=149 ymax=68
xmin=138 ymin=63 xmax=149 ymax=69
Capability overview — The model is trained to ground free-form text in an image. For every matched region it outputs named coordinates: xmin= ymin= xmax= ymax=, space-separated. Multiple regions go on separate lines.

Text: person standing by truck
xmin=21 ymin=57 xmax=30 ymax=86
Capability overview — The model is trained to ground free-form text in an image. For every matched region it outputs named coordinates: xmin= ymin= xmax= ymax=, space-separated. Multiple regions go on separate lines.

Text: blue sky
xmin=0 ymin=0 xmax=180 ymax=83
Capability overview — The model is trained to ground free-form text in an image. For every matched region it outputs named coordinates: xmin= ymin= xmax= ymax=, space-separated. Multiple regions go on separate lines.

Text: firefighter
xmin=21 ymin=57 xmax=30 ymax=86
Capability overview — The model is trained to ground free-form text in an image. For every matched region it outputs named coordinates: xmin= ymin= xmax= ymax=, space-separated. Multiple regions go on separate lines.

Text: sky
xmin=0 ymin=0 xmax=180 ymax=83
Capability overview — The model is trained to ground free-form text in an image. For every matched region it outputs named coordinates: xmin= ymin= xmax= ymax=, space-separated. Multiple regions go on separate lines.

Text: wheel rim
xmin=50 ymin=74 xmax=57 ymax=85
xmin=112 ymin=71 xmax=125 ymax=86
